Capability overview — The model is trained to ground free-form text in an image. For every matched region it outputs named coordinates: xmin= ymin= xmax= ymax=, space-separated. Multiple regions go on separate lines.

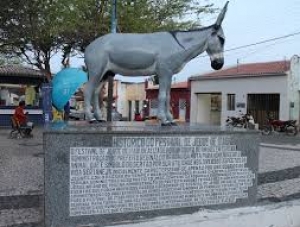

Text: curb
xmin=260 ymin=142 xmax=300 ymax=151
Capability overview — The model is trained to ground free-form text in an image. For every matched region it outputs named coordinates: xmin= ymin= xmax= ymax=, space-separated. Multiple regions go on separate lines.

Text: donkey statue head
xmin=206 ymin=1 xmax=229 ymax=70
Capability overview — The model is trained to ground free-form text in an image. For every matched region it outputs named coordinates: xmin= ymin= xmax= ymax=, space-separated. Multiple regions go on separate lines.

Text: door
xmin=196 ymin=94 xmax=211 ymax=124
xmin=247 ymin=94 xmax=280 ymax=128
xmin=210 ymin=94 xmax=222 ymax=125
xmin=178 ymin=99 xmax=186 ymax=121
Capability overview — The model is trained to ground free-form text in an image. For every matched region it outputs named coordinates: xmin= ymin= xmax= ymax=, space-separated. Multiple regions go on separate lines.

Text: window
xmin=227 ymin=94 xmax=235 ymax=111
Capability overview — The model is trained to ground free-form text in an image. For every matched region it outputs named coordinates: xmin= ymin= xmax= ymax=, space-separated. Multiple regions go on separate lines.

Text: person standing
xmin=64 ymin=101 xmax=70 ymax=121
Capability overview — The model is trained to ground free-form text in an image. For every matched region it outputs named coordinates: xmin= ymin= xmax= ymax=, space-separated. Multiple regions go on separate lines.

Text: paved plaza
xmin=0 ymin=127 xmax=300 ymax=226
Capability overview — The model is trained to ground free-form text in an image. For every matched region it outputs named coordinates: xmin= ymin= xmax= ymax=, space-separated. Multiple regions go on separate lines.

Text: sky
xmin=51 ymin=0 xmax=300 ymax=83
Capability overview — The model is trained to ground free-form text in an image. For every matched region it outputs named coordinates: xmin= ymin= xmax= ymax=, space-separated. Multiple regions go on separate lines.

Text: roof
xmin=147 ymin=81 xmax=189 ymax=90
xmin=189 ymin=60 xmax=290 ymax=81
xmin=0 ymin=65 xmax=46 ymax=84
xmin=0 ymin=65 xmax=45 ymax=78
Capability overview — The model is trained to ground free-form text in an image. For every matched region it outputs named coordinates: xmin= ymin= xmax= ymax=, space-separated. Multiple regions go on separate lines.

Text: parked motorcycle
xmin=244 ymin=113 xmax=255 ymax=129
xmin=262 ymin=117 xmax=298 ymax=136
xmin=226 ymin=116 xmax=244 ymax=127
xmin=226 ymin=113 xmax=254 ymax=128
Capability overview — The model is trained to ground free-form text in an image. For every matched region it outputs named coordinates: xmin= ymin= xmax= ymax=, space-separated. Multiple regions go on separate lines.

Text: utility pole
xmin=111 ymin=0 xmax=117 ymax=34
xmin=107 ymin=0 xmax=117 ymax=121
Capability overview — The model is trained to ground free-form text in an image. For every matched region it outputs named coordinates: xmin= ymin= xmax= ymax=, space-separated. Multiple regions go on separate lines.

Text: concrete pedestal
xmin=44 ymin=122 xmax=260 ymax=227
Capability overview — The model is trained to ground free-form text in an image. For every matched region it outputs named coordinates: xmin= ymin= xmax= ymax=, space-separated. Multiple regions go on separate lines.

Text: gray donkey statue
xmin=84 ymin=1 xmax=229 ymax=125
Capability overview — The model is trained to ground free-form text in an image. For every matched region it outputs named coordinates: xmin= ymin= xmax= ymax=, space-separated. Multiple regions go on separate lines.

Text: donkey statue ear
xmin=215 ymin=1 xmax=229 ymax=29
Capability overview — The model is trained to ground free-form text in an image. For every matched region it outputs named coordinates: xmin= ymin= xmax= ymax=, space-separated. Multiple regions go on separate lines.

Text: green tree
xmin=0 ymin=54 xmax=22 ymax=66
xmin=0 ymin=0 xmax=67 ymax=80
xmin=117 ymin=0 xmax=216 ymax=33
xmin=0 ymin=0 xmax=217 ymax=80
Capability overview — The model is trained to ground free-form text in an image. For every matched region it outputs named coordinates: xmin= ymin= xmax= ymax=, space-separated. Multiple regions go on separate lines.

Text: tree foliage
xmin=0 ymin=55 xmax=22 ymax=66
xmin=0 ymin=0 xmax=217 ymax=80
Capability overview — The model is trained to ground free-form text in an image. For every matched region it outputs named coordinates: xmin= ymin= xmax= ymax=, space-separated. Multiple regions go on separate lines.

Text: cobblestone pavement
xmin=0 ymin=127 xmax=44 ymax=227
xmin=0 ymin=128 xmax=300 ymax=226
xmin=258 ymin=178 xmax=300 ymax=200
xmin=258 ymin=136 xmax=300 ymax=202
xmin=261 ymin=133 xmax=300 ymax=145
xmin=0 ymin=128 xmax=43 ymax=196
xmin=259 ymin=144 xmax=300 ymax=172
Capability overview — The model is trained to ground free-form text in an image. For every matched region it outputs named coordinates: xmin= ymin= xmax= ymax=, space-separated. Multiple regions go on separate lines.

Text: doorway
xmin=247 ymin=94 xmax=280 ymax=128
xmin=197 ymin=93 xmax=222 ymax=125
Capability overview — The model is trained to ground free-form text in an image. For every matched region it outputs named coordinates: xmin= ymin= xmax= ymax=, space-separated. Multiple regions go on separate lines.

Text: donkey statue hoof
xmin=170 ymin=121 xmax=178 ymax=126
xmin=161 ymin=121 xmax=176 ymax=126
xmin=89 ymin=119 xmax=98 ymax=124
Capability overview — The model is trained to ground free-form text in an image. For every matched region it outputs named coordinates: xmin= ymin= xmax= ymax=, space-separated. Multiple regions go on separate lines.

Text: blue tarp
xmin=51 ymin=68 xmax=88 ymax=111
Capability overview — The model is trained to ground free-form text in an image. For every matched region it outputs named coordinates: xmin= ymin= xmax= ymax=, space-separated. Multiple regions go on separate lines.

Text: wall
xmin=115 ymin=82 xmax=146 ymax=120
xmin=288 ymin=55 xmax=300 ymax=122
xmin=126 ymin=82 xmax=146 ymax=120
xmin=191 ymin=75 xmax=288 ymax=125
xmin=126 ymin=82 xmax=146 ymax=101
xmin=103 ymin=81 xmax=146 ymax=120
xmin=114 ymin=80 xmax=123 ymax=113
xmin=146 ymin=87 xmax=191 ymax=121
xmin=44 ymin=126 xmax=259 ymax=227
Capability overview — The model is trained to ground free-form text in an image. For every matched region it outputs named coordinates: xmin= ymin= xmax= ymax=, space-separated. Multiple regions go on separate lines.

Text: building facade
xmin=0 ymin=65 xmax=47 ymax=126
xmin=146 ymin=81 xmax=191 ymax=121
xmin=115 ymin=80 xmax=146 ymax=121
xmin=189 ymin=55 xmax=300 ymax=127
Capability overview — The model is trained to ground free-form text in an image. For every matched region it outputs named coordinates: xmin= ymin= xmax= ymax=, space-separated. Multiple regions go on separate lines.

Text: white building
xmin=97 ymin=80 xmax=146 ymax=121
xmin=114 ymin=80 xmax=146 ymax=121
xmin=189 ymin=55 xmax=300 ymax=127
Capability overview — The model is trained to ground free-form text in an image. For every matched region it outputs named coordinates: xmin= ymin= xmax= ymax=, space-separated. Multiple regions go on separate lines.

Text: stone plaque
xmin=69 ymin=136 xmax=255 ymax=216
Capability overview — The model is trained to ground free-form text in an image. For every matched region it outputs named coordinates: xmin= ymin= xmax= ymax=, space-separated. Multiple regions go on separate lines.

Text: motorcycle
xmin=226 ymin=116 xmax=245 ymax=127
xmin=262 ymin=117 xmax=298 ymax=136
xmin=226 ymin=113 xmax=254 ymax=128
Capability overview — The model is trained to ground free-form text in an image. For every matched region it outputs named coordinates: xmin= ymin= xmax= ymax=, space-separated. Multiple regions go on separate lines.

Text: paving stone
xmin=258 ymin=166 xmax=300 ymax=184
xmin=0 ymin=128 xmax=44 ymax=197
xmin=258 ymin=178 xmax=300 ymax=199
xmin=259 ymin=144 xmax=300 ymax=173
xmin=0 ymin=208 xmax=42 ymax=227
xmin=0 ymin=195 xmax=42 ymax=210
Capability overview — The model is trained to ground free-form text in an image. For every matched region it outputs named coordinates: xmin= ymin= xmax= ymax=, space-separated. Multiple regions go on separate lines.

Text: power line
xmin=238 ymin=36 xmax=297 ymax=61
xmin=226 ymin=31 xmax=300 ymax=53
xmin=196 ymin=30 xmax=300 ymax=59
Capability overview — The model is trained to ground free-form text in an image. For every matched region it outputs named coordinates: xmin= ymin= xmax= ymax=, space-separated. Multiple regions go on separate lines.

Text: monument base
xmin=44 ymin=122 xmax=259 ymax=227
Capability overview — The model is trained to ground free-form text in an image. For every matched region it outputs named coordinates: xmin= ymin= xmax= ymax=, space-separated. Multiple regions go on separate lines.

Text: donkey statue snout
xmin=211 ymin=60 xmax=224 ymax=70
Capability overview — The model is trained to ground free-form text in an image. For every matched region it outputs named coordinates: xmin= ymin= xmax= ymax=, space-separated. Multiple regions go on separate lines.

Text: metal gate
xmin=247 ymin=94 xmax=280 ymax=128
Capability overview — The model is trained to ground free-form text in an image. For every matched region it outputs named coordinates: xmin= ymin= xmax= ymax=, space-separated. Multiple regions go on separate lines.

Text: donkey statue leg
xmin=165 ymin=79 xmax=177 ymax=125
xmin=84 ymin=54 xmax=109 ymax=122
xmin=84 ymin=79 xmax=97 ymax=122
xmin=156 ymin=68 xmax=173 ymax=126
xmin=93 ymin=81 xmax=106 ymax=121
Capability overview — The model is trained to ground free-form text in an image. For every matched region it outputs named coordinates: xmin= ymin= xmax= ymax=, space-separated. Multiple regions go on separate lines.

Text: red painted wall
xmin=146 ymin=84 xmax=191 ymax=122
